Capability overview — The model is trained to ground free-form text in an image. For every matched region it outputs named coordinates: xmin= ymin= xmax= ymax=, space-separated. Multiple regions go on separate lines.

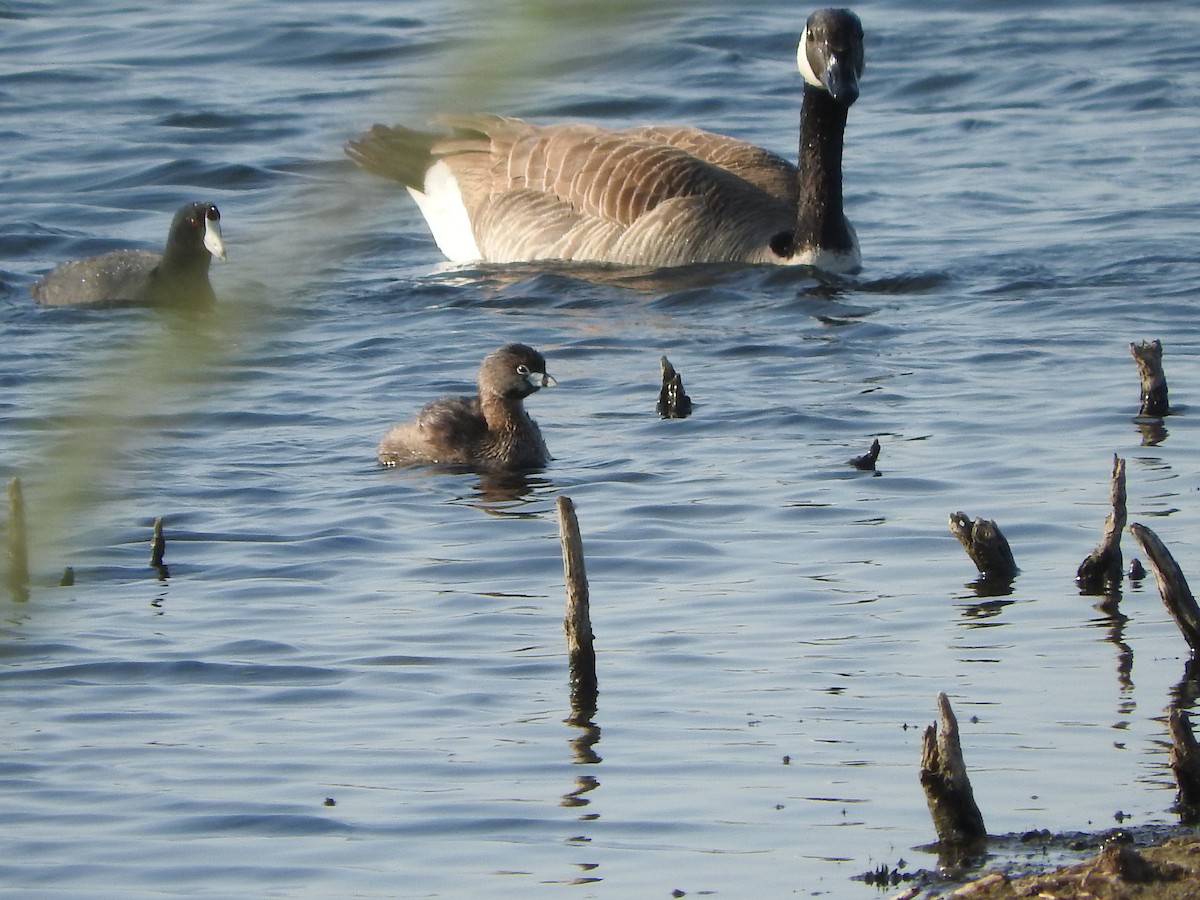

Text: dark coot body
xmin=31 ymin=201 xmax=226 ymax=307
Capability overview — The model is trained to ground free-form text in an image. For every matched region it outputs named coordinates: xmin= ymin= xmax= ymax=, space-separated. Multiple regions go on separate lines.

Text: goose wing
xmin=349 ymin=114 xmax=797 ymax=265
xmin=623 ymin=125 xmax=798 ymax=207
xmin=439 ymin=113 xmax=796 ymax=264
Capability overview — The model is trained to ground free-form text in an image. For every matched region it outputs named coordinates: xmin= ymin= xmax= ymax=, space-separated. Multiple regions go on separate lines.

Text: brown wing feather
xmin=351 ymin=114 xmax=799 ymax=265
xmin=625 ymin=125 xmax=798 ymax=205
xmin=434 ymin=115 xmax=790 ymax=226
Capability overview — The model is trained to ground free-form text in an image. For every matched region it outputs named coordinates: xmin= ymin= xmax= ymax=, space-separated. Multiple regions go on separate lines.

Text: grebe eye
xmin=516 ymin=365 xmax=530 ymax=376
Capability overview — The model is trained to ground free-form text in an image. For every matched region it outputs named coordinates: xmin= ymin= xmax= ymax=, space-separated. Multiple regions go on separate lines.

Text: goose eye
xmin=206 ymin=206 xmax=220 ymax=221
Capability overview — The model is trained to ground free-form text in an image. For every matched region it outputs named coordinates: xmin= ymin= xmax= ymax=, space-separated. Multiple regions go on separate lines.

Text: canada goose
xmin=346 ymin=7 xmax=865 ymax=273
xmin=31 ymin=202 xmax=226 ymax=307
xmin=378 ymin=343 xmax=555 ymax=471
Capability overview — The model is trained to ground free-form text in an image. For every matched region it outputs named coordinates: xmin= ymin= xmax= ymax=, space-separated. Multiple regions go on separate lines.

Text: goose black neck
xmin=795 ymin=85 xmax=852 ymax=252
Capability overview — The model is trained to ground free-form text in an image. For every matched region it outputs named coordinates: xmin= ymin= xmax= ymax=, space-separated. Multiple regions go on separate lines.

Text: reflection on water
xmin=1088 ymin=594 xmax=1134 ymax=694
xmin=1135 ymin=417 xmax=1168 ymax=447
xmin=956 ymin=594 xmax=1016 ymax=623
xmin=4 ymin=0 xmax=1200 ymax=896
xmin=471 ymin=472 xmax=555 ymax=510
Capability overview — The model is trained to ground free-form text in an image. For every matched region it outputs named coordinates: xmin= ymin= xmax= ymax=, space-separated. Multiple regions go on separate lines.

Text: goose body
xmin=347 ymin=8 xmax=865 ymax=273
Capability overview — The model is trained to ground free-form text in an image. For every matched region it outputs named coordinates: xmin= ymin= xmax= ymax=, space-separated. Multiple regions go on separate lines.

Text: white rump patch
xmin=408 ymin=160 xmax=482 ymax=263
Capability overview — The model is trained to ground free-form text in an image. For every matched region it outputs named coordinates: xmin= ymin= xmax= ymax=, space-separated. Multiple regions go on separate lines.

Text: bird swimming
xmin=379 ymin=343 xmax=555 ymax=472
xmin=31 ymin=201 xmax=226 ymax=307
xmin=346 ymin=7 xmax=865 ymax=273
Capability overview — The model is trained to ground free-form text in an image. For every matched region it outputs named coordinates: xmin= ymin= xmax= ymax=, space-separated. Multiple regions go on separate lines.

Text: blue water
xmin=3 ymin=1 xmax=1200 ymax=896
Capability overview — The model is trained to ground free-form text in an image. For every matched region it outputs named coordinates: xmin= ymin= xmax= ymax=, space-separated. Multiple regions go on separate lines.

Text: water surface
xmin=2 ymin=1 xmax=1200 ymax=897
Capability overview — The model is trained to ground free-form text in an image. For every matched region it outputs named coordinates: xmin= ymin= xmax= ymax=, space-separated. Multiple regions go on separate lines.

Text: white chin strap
xmin=796 ymin=29 xmax=822 ymax=88
xmin=203 ymin=216 xmax=227 ymax=261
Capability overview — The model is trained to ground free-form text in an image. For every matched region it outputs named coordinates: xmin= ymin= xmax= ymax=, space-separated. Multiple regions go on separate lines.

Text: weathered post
xmin=1130 ymin=523 xmax=1200 ymax=651
xmin=1169 ymin=708 xmax=1200 ymax=822
xmin=849 ymin=438 xmax=881 ymax=471
xmin=556 ymin=496 xmax=597 ymax=718
xmin=1130 ymin=339 xmax=1169 ymax=417
xmin=949 ymin=512 xmax=1018 ymax=582
xmin=1076 ymin=455 xmax=1126 ymax=593
xmin=150 ymin=516 xmax=168 ymax=576
xmin=919 ymin=691 xmax=987 ymax=845
xmin=656 ymin=356 xmax=692 ymax=419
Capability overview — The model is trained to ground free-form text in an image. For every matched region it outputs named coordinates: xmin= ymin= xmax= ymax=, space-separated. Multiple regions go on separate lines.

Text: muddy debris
xmin=892 ymin=832 xmax=1200 ymax=899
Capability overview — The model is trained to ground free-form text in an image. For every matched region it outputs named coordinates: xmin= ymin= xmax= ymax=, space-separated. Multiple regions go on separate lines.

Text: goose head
xmin=797 ymin=8 xmax=865 ymax=106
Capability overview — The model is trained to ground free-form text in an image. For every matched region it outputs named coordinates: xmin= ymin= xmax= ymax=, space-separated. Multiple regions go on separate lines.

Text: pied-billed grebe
xmin=31 ymin=201 xmax=226 ymax=307
xmin=345 ymin=8 xmax=864 ymax=272
xmin=379 ymin=343 xmax=555 ymax=471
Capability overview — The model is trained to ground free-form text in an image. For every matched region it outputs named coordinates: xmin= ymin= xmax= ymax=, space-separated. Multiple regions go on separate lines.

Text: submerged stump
xmin=1130 ymin=523 xmax=1200 ymax=652
xmin=919 ymin=691 xmax=987 ymax=846
xmin=1170 ymin=709 xmax=1200 ymax=822
xmin=849 ymin=438 xmax=881 ymax=472
xmin=556 ymin=496 xmax=597 ymax=718
xmin=656 ymin=355 xmax=692 ymax=419
xmin=1076 ymin=455 xmax=1126 ymax=593
xmin=1130 ymin=339 xmax=1170 ymax=418
xmin=949 ymin=512 xmax=1018 ymax=582
xmin=150 ymin=516 xmax=167 ymax=571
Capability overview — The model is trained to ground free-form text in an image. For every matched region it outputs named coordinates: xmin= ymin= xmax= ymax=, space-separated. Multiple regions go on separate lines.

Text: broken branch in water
xmin=150 ymin=516 xmax=170 ymax=579
xmin=1130 ymin=339 xmax=1170 ymax=418
xmin=949 ymin=512 xmax=1018 ymax=582
xmin=556 ymin=496 xmax=597 ymax=719
xmin=656 ymin=355 xmax=692 ymax=419
xmin=150 ymin=516 xmax=166 ymax=569
xmin=1170 ymin=708 xmax=1200 ymax=822
xmin=1130 ymin=523 xmax=1200 ymax=652
xmin=919 ymin=691 xmax=987 ymax=846
xmin=849 ymin=438 xmax=881 ymax=471
xmin=1076 ymin=455 xmax=1126 ymax=593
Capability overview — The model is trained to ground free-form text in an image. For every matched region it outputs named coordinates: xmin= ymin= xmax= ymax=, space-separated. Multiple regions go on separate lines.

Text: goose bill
xmin=823 ymin=55 xmax=860 ymax=105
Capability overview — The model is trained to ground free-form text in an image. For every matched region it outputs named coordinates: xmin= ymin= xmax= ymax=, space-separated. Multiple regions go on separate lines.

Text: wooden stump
xmin=656 ymin=356 xmax=692 ymax=419
xmin=556 ymin=496 xmax=598 ymax=720
xmin=849 ymin=438 xmax=881 ymax=471
xmin=919 ymin=692 xmax=987 ymax=845
xmin=949 ymin=512 xmax=1018 ymax=582
xmin=150 ymin=516 xmax=167 ymax=572
xmin=1130 ymin=523 xmax=1200 ymax=652
xmin=1076 ymin=455 xmax=1126 ymax=593
xmin=1169 ymin=708 xmax=1200 ymax=822
xmin=1130 ymin=339 xmax=1170 ymax=417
